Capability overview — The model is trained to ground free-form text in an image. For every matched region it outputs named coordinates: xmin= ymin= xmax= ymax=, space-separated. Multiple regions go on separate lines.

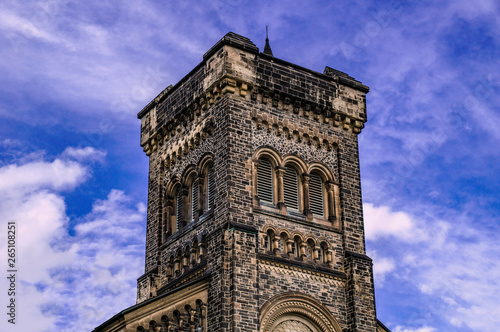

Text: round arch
xmin=165 ymin=176 xmax=181 ymax=198
xmin=307 ymin=162 xmax=334 ymax=182
xmin=197 ymin=153 xmax=214 ymax=174
xmin=260 ymin=293 xmax=342 ymax=332
xmin=282 ymin=154 xmax=308 ymax=174
xmin=181 ymin=164 xmax=198 ymax=185
xmin=253 ymin=146 xmax=282 ymax=167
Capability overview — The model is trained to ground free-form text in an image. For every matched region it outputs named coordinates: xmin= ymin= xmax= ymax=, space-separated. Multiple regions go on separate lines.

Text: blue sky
xmin=0 ymin=0 xmax=498 ymax=331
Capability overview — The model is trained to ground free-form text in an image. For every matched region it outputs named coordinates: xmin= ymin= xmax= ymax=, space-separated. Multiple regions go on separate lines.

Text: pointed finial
xmin=264 ymin=26 xmax=274 ymax=57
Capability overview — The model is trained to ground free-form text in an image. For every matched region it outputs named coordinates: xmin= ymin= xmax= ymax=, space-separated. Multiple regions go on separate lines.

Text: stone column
xmin=326 ymin=249 xmax=334 ymax=267
xmin=286 ymin=239 xmax=294 ymax=258
xmin=276 ymin=166 xmax=287 ymax=214
xmin=273 ymin=236 xmax=281 ymax=254
xmin=164 ymin=198 xmax=174 ymax=241
xmin=182 ymin=254 xmax=189 ymax=271
xmin=166 ymin=261 xmax=173 ymax=279
xmin=313 ymin=245 xmax=321 ymax=262
xmin=191 ymin=246 xmax=198 ymax=266
xmin=299 ymin=242 xmax=308 ymax=260
xmin=180 ymin=185 xmax=189 ymax=230
xmin=198 ymin=242 xmax=206 ymax=261
xmin=174 ymin=257 xmax=181 ymax=276
xmin=334 ymin=183 xmax=341 ymax=228
xmin=192 ymin=177 xmax=200 ymax=223
xmin=302 ymin=173 xmax=313 ymax=220
xmin=326 ymin=181 xmax=337 ymax=225
xmin=252 ymin=159 xmax=260 ymax=206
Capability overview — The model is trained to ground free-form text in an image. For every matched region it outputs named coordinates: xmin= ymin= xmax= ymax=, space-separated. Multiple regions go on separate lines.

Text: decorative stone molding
xmin=260 ymin=293 xmax=343 ymax=332
xmin=258 ymin=259 xmax=344 ymax=286
xmin=152 ymin=118 xmax=214 ymax=165
xmin=131 ymin=285 xmax=208 ymax=332
xmin=251 ymin=110 xmax=339 ymax=152
xmin=140 ymin=74 xmax=366 ymax=155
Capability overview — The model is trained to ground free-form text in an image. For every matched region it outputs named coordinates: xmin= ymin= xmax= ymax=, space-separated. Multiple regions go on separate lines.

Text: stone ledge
xmin=345 ymin=250 xmax=373 ymax=262
xmin=254 ymin=207 xmax=342 ymax=234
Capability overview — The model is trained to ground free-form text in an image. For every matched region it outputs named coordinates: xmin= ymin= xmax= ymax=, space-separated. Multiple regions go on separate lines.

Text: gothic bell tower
xmin=94 ymin=32 xmax=389 ymax=332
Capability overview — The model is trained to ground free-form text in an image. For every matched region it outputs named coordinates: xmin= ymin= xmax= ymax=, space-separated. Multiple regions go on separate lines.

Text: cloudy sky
xmin=0 ymin=0 xmax=498 ymax=331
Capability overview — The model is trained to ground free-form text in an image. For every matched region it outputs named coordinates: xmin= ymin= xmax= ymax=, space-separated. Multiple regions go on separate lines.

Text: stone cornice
xmin=140 ymin=74 xmax=366 ymax=155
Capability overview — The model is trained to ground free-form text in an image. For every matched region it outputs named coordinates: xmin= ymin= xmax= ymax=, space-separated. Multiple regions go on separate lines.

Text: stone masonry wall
xmin=137 ymin=32 xmax=376 ymax=332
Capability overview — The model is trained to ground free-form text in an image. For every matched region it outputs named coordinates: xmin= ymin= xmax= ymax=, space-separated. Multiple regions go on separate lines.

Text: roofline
xmin=137 ymin=33 xmax=369 ymax=119
xmin=377 ymin=319 xmax=392 ymax=331
xmin=258 ymin=52 xmax=369 ymax=93
xmin=92 ymin=274 xmax=210 ymax=331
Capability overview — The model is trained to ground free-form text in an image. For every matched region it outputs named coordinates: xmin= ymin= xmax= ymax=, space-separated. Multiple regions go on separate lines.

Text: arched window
xmin=257 ymin=158 xmax=274 ymax=204
xmin=191 ymin=180 xmax=198 ymax=222
xmin=175 ymin=187 xmax=183 ymax=232
xmin=293 ymin=236 xmax=302 ymax=259
xmin=263 ymin=229 xmax=274 ymax=253
xmin=317 ymin=245 xmax=323 ymax=263
xmin=320 ymin=242 xmax=329 ymax=265
xmin=309 ymin=173 xmax=324 ymax=217
xmin=307 ymin=239 xmax=316 ymax=261
xmin=283 ymin=166 xmax=299 ymax=211
xmin=264 ymin=234 xmax=270 ymax=252
xmin=290 ymin=240 xmax=297 ymax=257
xmin=192 ymin=240 xmax=199 ymax=264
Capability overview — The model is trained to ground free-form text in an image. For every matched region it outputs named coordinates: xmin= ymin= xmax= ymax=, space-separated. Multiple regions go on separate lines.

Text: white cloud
xmin=62 ymin=146 xmax=107 ymax=163
xmin=393 ymin=326 xmax=436 ymax=332
xmin=0 ymin=151 xmax=145 ymax=332
xmin=364 ymin=203 xmax=423 ymax=242
xmin=368 ymin=250 xmax=395 ymax=284
xmin=367 ymin=203 xmax=500 ymax=332
xmin=0 ymin=9 xmax=61 ymax=44
xmin=0 ymin=159 xmax=87 ymax=194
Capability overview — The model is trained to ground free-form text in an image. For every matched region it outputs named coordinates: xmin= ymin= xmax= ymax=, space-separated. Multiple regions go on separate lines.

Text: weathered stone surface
xmin=95 ymin=32 xmax=379 ymax=332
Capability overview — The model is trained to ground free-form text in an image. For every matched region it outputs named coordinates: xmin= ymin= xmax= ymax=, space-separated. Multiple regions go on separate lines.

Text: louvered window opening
xmin=283 ymin=166 xmax=299 ymax=211
xmin=207 ymin=168 xmax=215 ymax=210
xmin=257 ymin=159 xmax=273 ymax=204
xmin=191 ymin=181 xmax=198 ymax=222
xmin=309 ymin=173 xmax=324 ymax=217
xmin=176 ymin=190 xmax=183 ymax=230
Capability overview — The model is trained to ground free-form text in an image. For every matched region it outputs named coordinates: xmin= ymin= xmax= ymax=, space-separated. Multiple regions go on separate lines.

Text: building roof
xmin=137 ymin=32 xmax=368 ymax=119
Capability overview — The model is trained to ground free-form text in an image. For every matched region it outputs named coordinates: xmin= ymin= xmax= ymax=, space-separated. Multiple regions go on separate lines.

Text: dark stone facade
xmin=94 ymin=32 xmax=382 ymax=332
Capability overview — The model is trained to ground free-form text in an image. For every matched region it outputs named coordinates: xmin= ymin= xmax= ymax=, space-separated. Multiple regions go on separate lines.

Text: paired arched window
xmin=255 ymin=153 xmax=337 ymax=225
xmin=164 ymin=157 xmax=216 ymax=240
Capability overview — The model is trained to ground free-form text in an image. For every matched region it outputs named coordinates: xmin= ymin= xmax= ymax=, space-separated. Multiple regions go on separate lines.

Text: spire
xmin=263 ymin=26 xmax=274 ymax=56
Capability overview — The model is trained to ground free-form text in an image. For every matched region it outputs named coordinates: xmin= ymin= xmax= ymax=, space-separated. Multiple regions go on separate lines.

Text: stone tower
xmin=94 ymin=32 xmax=389 ymax=332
